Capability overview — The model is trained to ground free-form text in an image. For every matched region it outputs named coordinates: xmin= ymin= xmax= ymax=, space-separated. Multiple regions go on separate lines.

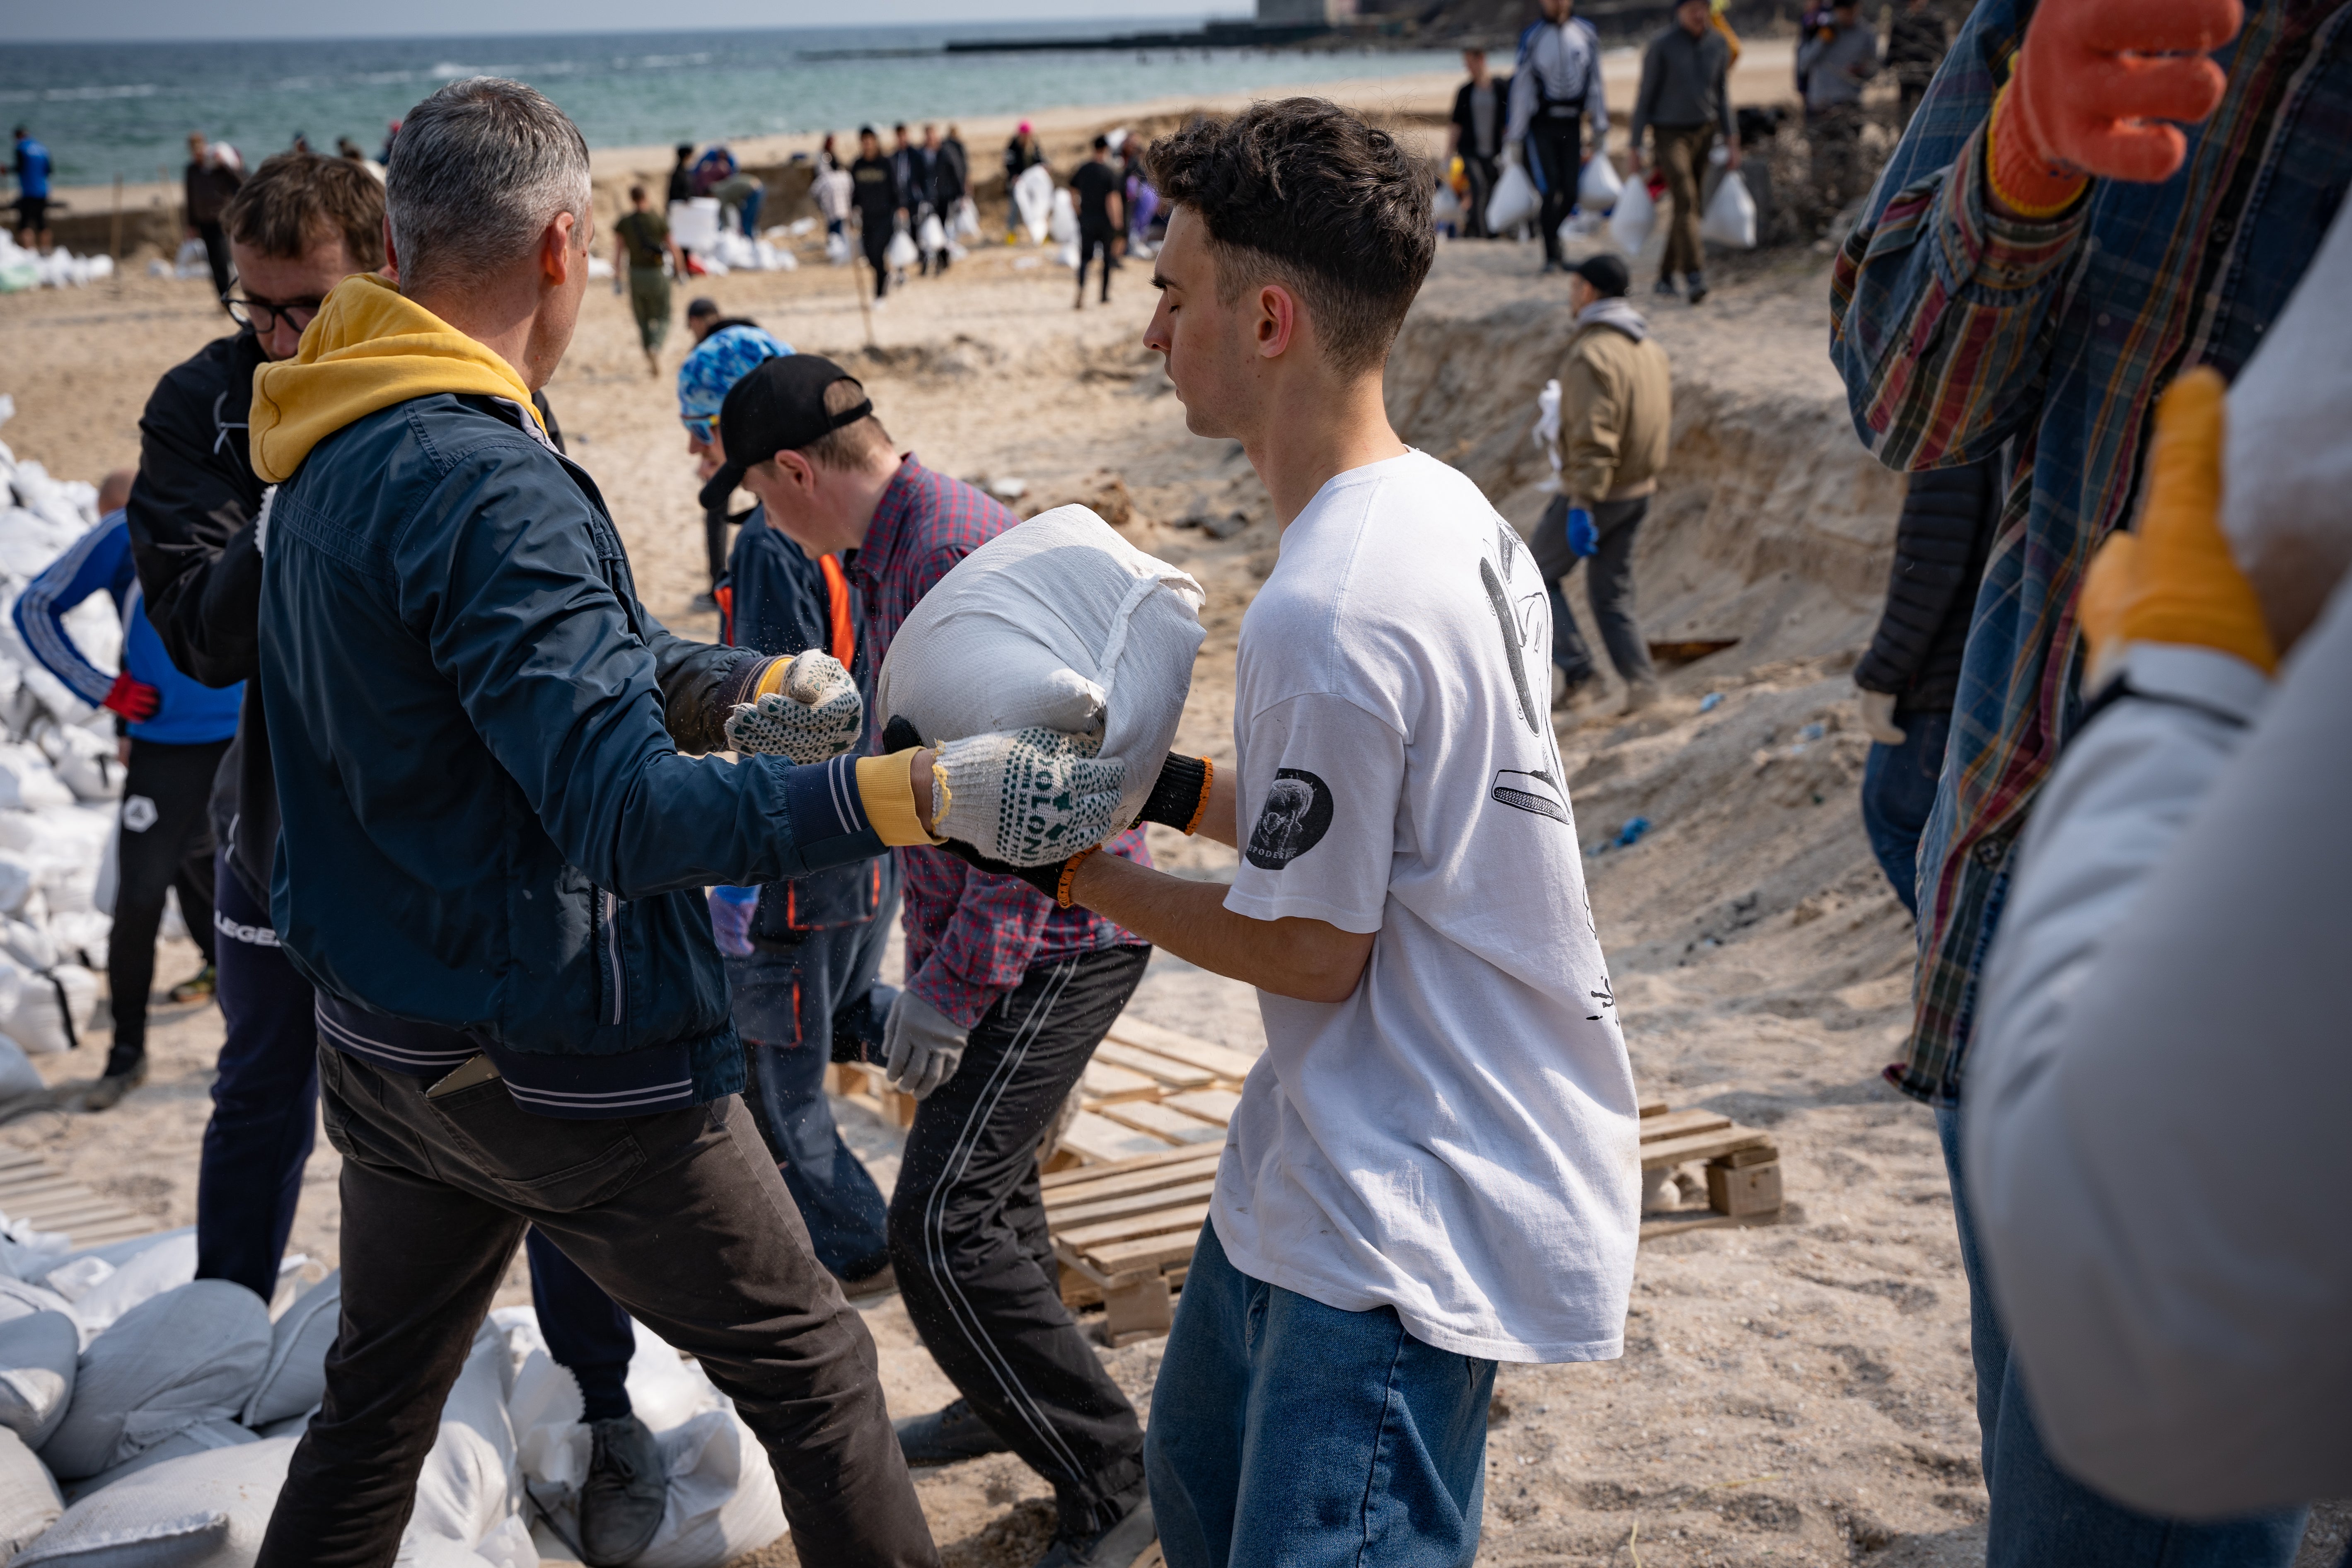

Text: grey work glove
xmin=724 ymin=650 xmax=865 ymax=763
xmin=934 ymin=727 xmax=1126 ymax=867
xmin=1857 ymin=688 xmax=1907 ymax=746
xmin=883 ymin=989 xmax=967 ymax=1101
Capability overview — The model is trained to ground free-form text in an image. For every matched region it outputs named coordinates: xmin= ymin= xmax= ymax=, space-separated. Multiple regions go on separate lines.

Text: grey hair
xmin=386 ymin=77 xmax=591 ymax=295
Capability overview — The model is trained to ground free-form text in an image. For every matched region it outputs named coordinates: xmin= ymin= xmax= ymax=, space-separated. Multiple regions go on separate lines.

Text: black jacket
xmin=1855 ymin=457 xmax=2002 ymax=712
xmin=1450 ymin=74 xmax=1511 ymax=161
xmin=1887 ymin=6 xmax=1952 ymax=85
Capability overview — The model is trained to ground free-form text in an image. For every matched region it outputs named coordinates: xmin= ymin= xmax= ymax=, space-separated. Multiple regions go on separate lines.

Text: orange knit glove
xmin=1989 ymin=0 xmax=2241 ymax=218
xmin=2080 ymin=367 xmax=2277 ymax=684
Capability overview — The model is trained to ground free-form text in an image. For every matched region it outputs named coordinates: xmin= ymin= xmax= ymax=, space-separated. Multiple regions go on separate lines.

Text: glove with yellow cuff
xmin=725 ymin=650 xmax=865 ymax=763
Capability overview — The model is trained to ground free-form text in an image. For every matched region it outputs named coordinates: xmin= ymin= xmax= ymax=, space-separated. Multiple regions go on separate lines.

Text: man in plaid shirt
xmin=716 ymin=354 xmax=1160 ymax=1568
xmin=1831 ymin=0 xmax=2347 ymax=1558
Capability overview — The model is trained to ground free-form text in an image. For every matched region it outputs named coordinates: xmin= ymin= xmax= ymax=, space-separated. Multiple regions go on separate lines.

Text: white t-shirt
xmin=1209 ymin=449 xmax=1639 ymax=1364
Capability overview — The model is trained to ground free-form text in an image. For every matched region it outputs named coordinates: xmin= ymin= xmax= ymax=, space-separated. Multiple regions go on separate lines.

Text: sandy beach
xmin=7 ymin=61 xmax=2348 ymax=1568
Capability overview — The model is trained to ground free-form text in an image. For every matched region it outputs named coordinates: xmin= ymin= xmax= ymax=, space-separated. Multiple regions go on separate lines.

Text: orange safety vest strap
xmin=713 ymin=583 xmax=735 ymax=647
xmin=819 ymin=553 xmax=856 ymax=669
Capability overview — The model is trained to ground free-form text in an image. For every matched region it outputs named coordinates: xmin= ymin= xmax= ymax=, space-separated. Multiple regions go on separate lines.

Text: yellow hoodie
xmin=247 ymin=274 xmax=546 ymax=484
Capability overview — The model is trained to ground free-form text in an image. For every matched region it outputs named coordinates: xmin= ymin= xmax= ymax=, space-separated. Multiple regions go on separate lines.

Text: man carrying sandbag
xmin=1506 ymin=0 xmax=1607 ymax=273
xmin=708 ymin=353 xmax=1162 ymax=1568
xmin=1629 ymin=0 xmax=1740 ymax=304
xmin=233 ymin=77 xmax=1071 ymax=1567
xmin=943 ymin=99 xmax=1639 ymax=1568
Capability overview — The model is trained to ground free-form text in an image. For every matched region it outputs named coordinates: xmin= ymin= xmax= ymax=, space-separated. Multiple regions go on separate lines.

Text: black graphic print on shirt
xmin=1245 ymin=767 xmax=1334 ymax=870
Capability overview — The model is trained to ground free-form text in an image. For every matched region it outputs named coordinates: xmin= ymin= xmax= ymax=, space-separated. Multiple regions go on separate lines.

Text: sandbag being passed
xmin=876 ymin=506 xmax=1205 ymax=836
xmin=1610 ymin=175 xmax=1657 ymax=255
xmin=1484 ymin=160 xmax=1538 ymax=234
xmin=1700 ymin=171 xmax=1756 ymax=249
xmin=1577 ymin=152 xmax=1624 ymax=213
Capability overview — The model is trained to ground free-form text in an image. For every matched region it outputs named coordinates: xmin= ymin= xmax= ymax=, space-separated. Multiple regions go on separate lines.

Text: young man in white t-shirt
xmin=936 ymin=98 xmax=1639 ymax=1568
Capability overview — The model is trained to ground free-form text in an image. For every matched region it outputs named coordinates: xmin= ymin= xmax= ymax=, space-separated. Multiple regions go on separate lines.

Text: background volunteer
xmin=612 ymin=182 xmax=683 ymax=377
xmin=1505 ymin=0 xmax=1607 ymax=273
xmin=1629 ymin=0 xmax=1740 ymax=303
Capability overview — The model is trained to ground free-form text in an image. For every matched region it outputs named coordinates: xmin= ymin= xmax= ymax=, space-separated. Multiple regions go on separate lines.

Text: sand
xmin=5 ymin=135 xmax=2347 ymax=1568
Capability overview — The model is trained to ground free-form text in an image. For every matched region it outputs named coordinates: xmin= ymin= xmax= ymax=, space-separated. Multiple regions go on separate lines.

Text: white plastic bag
xmin=1047 ymin=186 xmax=1078 ymax=244
xmin=1578 ymin=153 xmax=1624 ymax=213
xmin=824 ymin=230 xmax=851 ymax=266
xmin=1015 ymin=164 xmax=1053 ymax=245
xmin=666 ymin=198 xmax=721 ymax=253
xmin=877 ymin=506 xmax=1206 ymax=835
xmin=883 ymin=226 xmax=918 ymax=270
xmin=2225 ymin=188 xmax=2352 ymax=649
xmin=1532 ymin=378 xmax=1564 ymax=492
xmin=916 ymin=212 xmax=946 ymax=254
xmin=1484 ymin=160 xmax=1538 ymax=234
xmin=952 ymin=196 xmax=981 ymax=240
xmin=2 ymin=964 xmax=95 ymax=1057
xmin=1054 ymin=239 xmax=1080 ymax=271
xmin=1431 ymin=182 xmax=1461 ymax=227
xmin=1701 ymin=170 xmax=1757 ymax=249
xmin=1610 ymin=176 xmax=1656 ymax=254
xmin=41 ymin=1278 xmax=269 ymax=1481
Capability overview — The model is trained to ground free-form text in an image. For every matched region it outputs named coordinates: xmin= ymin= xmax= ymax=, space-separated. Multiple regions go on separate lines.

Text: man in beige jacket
xmin=1535 ymin=252 xmax=1673 ymax=712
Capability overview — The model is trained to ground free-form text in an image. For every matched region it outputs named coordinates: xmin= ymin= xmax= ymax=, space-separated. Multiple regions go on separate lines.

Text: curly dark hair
xmin=1146 ymin=97 xmax=1433 ymax=377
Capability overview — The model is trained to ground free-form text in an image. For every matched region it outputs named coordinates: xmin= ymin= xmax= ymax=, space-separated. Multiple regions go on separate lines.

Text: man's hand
xmin=883 ymin=990 xmax=967 ymax=1099
xmin=1991 ymin=0 xmax=2241 ymax=216
xmin=1857 ymin=688 xmax=1907 ymax=745
xmin=725 ymin=650 xmax=865 ymax=763
xmin=935 ymin=728 xmax=1126 ymax=867
xmin=102 ymin=673 xmax=160 ymax=723
xmin=2080 ymin=367 xmax=2276 ymax=684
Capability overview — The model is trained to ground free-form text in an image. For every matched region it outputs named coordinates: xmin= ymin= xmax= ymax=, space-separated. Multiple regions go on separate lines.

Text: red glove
xmin=102 ymin=673 xmax=160 ymax=722
xmin=1990 ymin=0 xmax=2241 ymax=217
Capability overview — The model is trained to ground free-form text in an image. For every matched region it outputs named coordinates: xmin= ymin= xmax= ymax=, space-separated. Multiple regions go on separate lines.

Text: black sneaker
xmin=83 ymin=1057 xmax=147 ymax=1112
xmin=1654 ymin=275 xmax=1680 ymax=295
xmin=1687 ymin=272 xmax=1710 ymax=305
xmin=895 ymin=1397 xmax=1011 ymax=1466
xmin=579 ymin=1414 xmax=667 ymax=1566
xmin=1036 ymin=1495 xmax=1156 ymax=1568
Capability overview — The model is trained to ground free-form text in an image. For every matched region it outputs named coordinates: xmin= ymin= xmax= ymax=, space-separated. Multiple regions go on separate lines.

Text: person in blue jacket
xmin=14 ymin=469 xmax=242 ymax=1105
xmin=685 ymin=322 xmax=898 ymax=1295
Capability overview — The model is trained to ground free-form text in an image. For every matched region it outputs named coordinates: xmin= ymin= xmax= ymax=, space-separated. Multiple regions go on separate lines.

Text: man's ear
xmin=1255 ymin=280 xmax=1299 ymax=361
xmin=544 ymin=210 xmax=583 ymax=285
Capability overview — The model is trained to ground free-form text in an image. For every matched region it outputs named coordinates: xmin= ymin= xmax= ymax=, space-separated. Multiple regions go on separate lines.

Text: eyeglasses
xmin=683 ymin=416 xmax=717 ymax=445
xmin=221 ymin=294 xmax=325 ymax=332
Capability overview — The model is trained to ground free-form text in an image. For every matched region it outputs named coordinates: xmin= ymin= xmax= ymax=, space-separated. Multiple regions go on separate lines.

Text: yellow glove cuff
xmin=2112 ymin=368 xmax=2278 ymax=676
xmin=855 ymin=751 xmax=942 ymax=847
xmin=753 ymin=657 xmax=790 ymax=699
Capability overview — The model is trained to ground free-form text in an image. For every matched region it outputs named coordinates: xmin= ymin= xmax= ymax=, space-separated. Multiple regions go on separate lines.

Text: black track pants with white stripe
xmin=889 ymin=944 xmax=1153 ymax=1539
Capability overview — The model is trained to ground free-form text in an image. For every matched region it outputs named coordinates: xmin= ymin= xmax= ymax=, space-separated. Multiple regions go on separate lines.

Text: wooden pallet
xmin=1042 ymin=1144 xmax=1223 ymax=1345
xmin=0 ymin=1147 xmax=164 ymax=1248
xmin=1635 ymin=1095 xmax=1784 ymax=1239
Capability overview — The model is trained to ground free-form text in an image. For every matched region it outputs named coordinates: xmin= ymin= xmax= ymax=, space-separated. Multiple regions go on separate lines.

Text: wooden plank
xmin=1078 ymin=1228 xmax=1208 ymax=1279
xmin=1049 ymin=1177 xmax=1220 ymax=1231
xmin=1079 ymin=1061 xmax=1162 ymax=1104
xmin=1059 ymin=1112 xmax=1175 ymax=1165
xmin=1163 ymin=1089 xmax=1240 ymax=1128
xmin=1636 ymin=1109 xmax=1732 ymax=1145
xmin=1040 ymin=1143 xmax=1223 ymax=1192
xmin=1062 ymin=1201 xmax=1211 ymax=1254
xmin=1041 ymin=1155 xmax=1223 ymax=1213
xmin=1707 ymin=1158 xmax=1783 ymax=1217
xmin=1640 ymin=1127 xmax=1773 ymax=1170
xmin=1104 ymin=1019 xmax=1260 ymax=1082
xmin=1096 ymin=1101 xmax=1225 ymax=1144
xmin=1639 ymin=1097 xmax=1670 ymax=1118
xmin=1091 ymin=1041 xmax=1217 ymax=1090
xmin=11 ymin=1199 xmax=136 ymax=1228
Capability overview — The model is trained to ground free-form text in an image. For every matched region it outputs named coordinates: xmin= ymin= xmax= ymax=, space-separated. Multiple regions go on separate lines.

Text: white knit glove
xmin=935 ymin=727 xmax=1126 ymax=867
xmin=1857 ymin=688 xmax=1907 ymax=747
xmin=883 ymin=990 xmax=967 ymax=1100
xmin=725 ymin=651 xmax=865 ymax=763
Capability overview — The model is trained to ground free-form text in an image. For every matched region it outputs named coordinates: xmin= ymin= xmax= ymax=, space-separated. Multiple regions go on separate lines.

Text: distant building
xmin=1258 ymin=0 xmax=1356 ymax=22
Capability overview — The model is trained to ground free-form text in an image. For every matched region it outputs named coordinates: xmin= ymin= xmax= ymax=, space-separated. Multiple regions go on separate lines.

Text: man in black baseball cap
xmin=1568 ymin=251 xmax=1630 ymax=298
xmin=717 ymin=350 xmax=1166 ymax=1567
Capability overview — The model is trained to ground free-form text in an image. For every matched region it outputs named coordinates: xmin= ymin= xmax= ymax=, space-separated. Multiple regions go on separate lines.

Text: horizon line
xmin=5 ymin=11 xmax=1255 ymax=48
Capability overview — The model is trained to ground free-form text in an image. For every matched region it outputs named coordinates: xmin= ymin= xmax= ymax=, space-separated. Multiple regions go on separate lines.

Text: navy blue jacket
xmin=259 ymin=392 xmax=887 ymax=1102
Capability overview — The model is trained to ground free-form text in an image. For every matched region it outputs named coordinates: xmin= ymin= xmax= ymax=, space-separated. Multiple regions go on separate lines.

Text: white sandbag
xmin=239 ymin=1272 xmax=336 ymax=1429
xmin=1484 ymin=160 xmax=1538 ymax=234
xmin=632 ymin=1411 xmax=786 ymax=1568
xmin=0 ymin=751 xmax=70 ymax=813
xmin=63 ymin=1419 xmax=255 ymax=1503
xmin=1054 ymin=239 xmax=1080 ymax=271
xmin=1047 ymin=187 xmax=1077 ymax=244
xmin=823 ymin=230 xmax=851 ymax=266
xmin=397 ymin=1519 xmax=537 ymax=1568
xmin=2 ymin=964 xmax=94 ymax=1058
xmin=47 ymin=1232 xmax=197 ymax=1340
xmin=471 ymin=1515 xmax=536 ymax=1568
xmin=0 ymin=1032 xmax=37 ymax=1106
xmin=0 ymin=1281 xmax=74 ymax=1324
xmin=399 ymin=1323 xmax=517 ymax=1556
xmin=952 ymin=196 xmax=981 ymax=241
xmin=2224 ymin=187 xmax=2352 ymax=650
xmin=877 ymin=506 xmax=1206 ymax=837
xmin=1014 ymin=164 xmax=1053 ymax=245
xmin=0 ymin=1310 xmax=76 ymax=1448
xmin=882 ymin=227 xmax=917 ymax=270
xmin=15 ymin=1436 xmax=294 ymax=1567
xmin=1701 ymin=170 xmax=1757 ymax=249
xmin=0 ymin=1427 xmax=60 ymax=1557
xmin=1431 ymin=181 xmax=1461 ymax=226
xmin=0 ymin=857 xmax=30 ymax=917
xmin=665 ymin=198 xmax=720 ymax=253
xmin=1610 ymin=175 xmax=1656 ymax=255
xmin=621 ymin=1319 xmax=718 ymax=1435
xmin=916 ymin=213 xmax=946 ymax=254
xmin=41 ymin=1280 xmax=269 ymax=1481
xmin=1578 ymin=152 xmax=1624 ymax=213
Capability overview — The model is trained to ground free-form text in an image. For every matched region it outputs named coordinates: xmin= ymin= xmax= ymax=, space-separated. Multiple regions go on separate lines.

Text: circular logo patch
xmin=1244 ymin=768 xmax=1334 ymax=871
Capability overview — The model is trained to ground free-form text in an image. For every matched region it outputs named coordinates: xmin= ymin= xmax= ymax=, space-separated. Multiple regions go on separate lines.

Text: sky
xmin=6 ymin=1 xmax=1241 ymax=44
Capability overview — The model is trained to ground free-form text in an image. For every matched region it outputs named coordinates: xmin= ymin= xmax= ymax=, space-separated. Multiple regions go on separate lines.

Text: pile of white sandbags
xmin=0 ymin=402 xmax=122 ymax=1090
xmin=0 ymin=237 xmax=113 ymax=294
xmin=0 ymin=1228 xmax=787 ymax=1565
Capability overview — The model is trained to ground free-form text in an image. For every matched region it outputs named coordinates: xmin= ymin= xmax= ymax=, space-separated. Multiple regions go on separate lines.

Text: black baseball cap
xmin=1570 ymin=252 xmax=1630 ymax=297
xmin=699 ymin=354 xmax=874 ymax=510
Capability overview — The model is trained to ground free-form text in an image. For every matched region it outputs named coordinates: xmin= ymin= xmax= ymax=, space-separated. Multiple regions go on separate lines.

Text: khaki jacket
xmin=1555 ymin=315 xmax=1672 ymax=506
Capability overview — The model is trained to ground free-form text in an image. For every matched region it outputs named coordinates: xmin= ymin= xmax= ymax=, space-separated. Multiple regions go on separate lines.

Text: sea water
xmin=3 ymin=22 xmax=1455 ymax=189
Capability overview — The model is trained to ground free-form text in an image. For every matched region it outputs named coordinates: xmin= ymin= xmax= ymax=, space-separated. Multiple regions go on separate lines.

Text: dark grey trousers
xmin=257 ymin=1044 xmax=938 ymax=1568
xmin=1533 ymin=493 xmax=1656 ymax=688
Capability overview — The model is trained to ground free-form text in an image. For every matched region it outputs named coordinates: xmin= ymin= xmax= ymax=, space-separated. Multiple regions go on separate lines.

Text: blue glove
xmin=708 ymin=885 xmax=757 ymax=957
xmin=1567 ymin=506 xmax=1600 ymax=558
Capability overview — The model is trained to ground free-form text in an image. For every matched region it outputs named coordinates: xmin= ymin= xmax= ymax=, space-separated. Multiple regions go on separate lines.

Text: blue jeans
xmin=727 ymin=915 xmax=895 ymax=1282
xmin=1146 ymin=1224 xmax=1495 ymax=1568
xmin=1861 ymin=708 xmax=1950 ymax=917
xmin=1936 ymin=1108 xmax=2306 ymax=1566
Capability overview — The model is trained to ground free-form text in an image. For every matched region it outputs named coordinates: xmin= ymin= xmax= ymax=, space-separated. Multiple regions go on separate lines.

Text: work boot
xmin=896 ymin=1397 xmax=1011 ymax=1466
xmin=83 ymin=1054 xmax=146 ymax=1112
xmin=1686 ymin=271 xmax=1709 ymax=305
xmin=167 ymin=964 xmax=216 ymax=1004
xmin=579 ymin=1414 xmax=667 ymax=1567
xmin=1036 ymin=1495 xmax=1156 ymax=1568
xmin=1654 ymin=274 xmax=1680 ymax=296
